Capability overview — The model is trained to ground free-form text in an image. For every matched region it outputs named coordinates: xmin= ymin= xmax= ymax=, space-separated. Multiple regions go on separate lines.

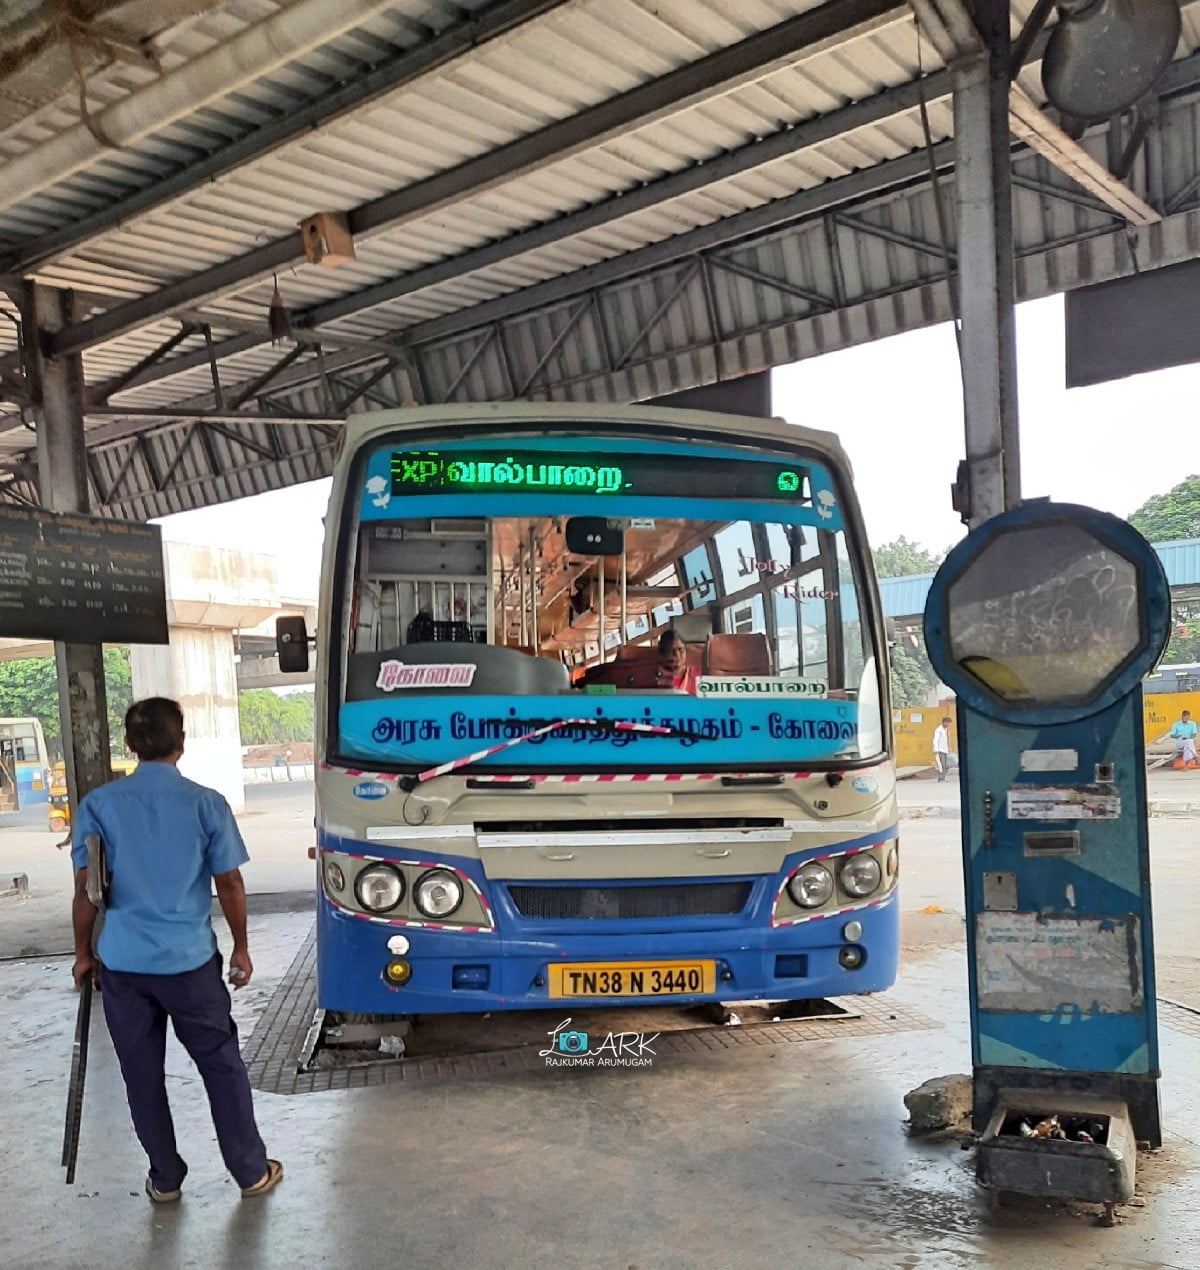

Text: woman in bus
xmin=658 ymin=630 xmax=699 ymax=693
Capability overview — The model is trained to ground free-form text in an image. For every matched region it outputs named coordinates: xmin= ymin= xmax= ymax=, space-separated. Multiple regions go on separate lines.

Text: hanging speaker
xmin=1042 ymin=0 xmax=1181 ymax=123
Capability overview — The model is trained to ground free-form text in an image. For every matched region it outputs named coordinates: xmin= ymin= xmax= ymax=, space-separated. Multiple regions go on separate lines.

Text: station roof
xmin=881 ymin=537 xmax=1200 ymax=621
xmin=1 ymin=0 xmax=1200 ymax=520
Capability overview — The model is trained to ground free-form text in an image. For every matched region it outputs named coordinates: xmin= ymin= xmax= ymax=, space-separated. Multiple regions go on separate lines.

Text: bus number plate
xmin=548 ymin=960 xmax=716 ymax=999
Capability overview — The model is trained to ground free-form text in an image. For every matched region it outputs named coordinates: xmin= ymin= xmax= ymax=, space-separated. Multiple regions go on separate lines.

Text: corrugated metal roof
xmin=879 ymin=540 xmax=1200 ymax=622
xmin=0 ymin=0 xmax=1196 ymax=518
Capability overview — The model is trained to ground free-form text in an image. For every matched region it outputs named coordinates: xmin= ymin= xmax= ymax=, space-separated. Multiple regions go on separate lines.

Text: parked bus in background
xmin=278 ymin=404 xmax=899 ymax=1017
xmin=0 ymin=717 xmax=50 ymax=813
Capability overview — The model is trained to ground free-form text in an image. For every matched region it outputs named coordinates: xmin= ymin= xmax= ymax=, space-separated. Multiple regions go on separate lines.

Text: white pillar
xmin=132 ymin=626 xmax=245 ymax=812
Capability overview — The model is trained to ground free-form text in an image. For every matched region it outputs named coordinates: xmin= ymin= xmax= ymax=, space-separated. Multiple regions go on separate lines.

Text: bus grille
xmin=507 ymin=881 xmax=752 ymax=920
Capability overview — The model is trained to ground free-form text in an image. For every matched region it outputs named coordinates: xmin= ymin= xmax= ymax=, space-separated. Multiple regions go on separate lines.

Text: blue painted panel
xmin=339 ymin=695 xmax=863 ymax=768
xmin=957 ymin=691 xmax=1157 ymax=1077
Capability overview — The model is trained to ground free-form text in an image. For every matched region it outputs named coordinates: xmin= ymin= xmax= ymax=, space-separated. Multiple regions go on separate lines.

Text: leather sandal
xmin=241 ymin=1159 xmax=283 ymax=1198
xmin=145 ymin=1176 xmax=182 ymax=1203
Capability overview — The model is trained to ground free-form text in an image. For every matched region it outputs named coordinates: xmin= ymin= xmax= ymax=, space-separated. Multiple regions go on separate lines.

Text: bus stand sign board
xmin=0 ymin=506 xmax=168 ymax=645
xmin=923 ymin=502 xmax=1171 ymax=1149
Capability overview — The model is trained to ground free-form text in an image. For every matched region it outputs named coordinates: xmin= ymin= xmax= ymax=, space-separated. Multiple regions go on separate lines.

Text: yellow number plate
xmin=548 ymin=960 xmax=716 ymax=999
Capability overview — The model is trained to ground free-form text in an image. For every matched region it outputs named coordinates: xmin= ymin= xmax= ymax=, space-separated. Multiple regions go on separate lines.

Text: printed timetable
xmin=0 ymin=506 xmax=168 ymax=644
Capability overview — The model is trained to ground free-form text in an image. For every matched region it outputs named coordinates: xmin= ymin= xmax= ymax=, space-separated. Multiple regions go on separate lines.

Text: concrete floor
xmin=3 ymin=781 xmax=1199 ymax=1269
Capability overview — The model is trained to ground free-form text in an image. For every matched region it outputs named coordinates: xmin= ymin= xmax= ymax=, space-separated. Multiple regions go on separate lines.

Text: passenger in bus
xmin=1170 ymin=709 xmax=1198 ymax=769
xmin=658 ymin=630 xmax=698 ymax=693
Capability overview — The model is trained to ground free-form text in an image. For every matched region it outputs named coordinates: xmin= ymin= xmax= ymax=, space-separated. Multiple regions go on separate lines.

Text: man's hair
xmin=1184 ymin=711 xmax=1192 ymax=719
xmin=942 ymin=717 xmax=952 ymax=724
xmin=124 ymin=697 xmax=185 ymax=760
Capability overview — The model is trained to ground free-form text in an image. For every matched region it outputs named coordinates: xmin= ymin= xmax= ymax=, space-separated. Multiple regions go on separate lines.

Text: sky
xmin=157 ymin=293 xmax=1200 ymax=589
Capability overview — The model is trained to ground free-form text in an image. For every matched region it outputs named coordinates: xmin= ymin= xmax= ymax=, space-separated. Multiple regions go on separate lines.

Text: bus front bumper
xmin=315 ymin=889 xmax=899 ymax=1015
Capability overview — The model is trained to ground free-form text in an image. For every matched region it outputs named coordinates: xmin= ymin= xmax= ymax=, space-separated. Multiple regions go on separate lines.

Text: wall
xmin=893 ymin=702 xmax=957 ymax=772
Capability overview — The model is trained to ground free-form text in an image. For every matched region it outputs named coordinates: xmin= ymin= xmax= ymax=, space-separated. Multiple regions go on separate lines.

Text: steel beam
xmin=49 ymin=0 xmax=910 ymax=357
xmin=953 ymin=29 xmax=1020 ymax=525
xmin=0 ymin=0 xmax=572 ymax=277
xmin=22 ymin=283 xmax=112 ymax=817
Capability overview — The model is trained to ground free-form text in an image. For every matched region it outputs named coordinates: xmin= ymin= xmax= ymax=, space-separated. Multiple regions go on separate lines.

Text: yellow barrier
xmin=1144 ymin=691 xmax=1200 ymax=750
xmin=893 ymin=702 xmax=957 ymax=772
xmin=892 ymin=693 xmax=1194 ymax=772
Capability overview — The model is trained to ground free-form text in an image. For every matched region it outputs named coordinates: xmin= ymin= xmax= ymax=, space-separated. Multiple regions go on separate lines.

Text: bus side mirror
xmin=276 ymin=616 xmax=311 ymax=673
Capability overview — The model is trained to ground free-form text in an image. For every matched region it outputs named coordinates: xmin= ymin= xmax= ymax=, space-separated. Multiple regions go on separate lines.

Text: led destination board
xmin=390 ymin=450 xmax=811 ymax=502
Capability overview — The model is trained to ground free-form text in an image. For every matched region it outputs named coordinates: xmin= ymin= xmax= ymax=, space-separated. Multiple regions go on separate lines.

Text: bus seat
xmin=704 ymin=633 xmax=773 ymax=676
xmin=579 ymin=660 xmax=671 ymax=690
xmin=615 ymin=644 xmax=657 ymax=662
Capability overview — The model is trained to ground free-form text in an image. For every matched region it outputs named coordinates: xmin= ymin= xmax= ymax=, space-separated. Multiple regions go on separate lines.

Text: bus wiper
xmin=407 ymin=715 xmax=716 ymax=787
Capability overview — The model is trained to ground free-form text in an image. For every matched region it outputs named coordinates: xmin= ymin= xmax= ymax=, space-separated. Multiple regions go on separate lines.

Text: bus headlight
xmin=788 ymin=862 xmax=834 ymax=909
xmin=839 ymin=854 xmax=882 ymax=898
xmin=355 ymin=863 xmax=405 ymax=913
xmin=414 ymin=869 xmax=464 ymax=918
xmin=325 ymin=861 xmax=346 ymax=893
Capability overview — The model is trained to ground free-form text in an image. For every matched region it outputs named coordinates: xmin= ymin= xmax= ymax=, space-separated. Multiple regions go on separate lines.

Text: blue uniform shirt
xmin=70 ymin=762 xmax=249 ymax=975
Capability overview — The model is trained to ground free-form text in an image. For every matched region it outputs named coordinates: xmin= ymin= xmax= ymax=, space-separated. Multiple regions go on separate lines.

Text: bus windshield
xmin=334 ymin=435 xmax=883 ymax=773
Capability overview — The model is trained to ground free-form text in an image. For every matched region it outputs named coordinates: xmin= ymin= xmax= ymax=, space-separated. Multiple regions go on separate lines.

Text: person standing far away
xmin=1170 ymin=709 xmax=1199 ymax=770
xmin=932 ymin=715 xmax=954 ymax=783
xmin=70 ymin=697 xmax=283 ymax=1203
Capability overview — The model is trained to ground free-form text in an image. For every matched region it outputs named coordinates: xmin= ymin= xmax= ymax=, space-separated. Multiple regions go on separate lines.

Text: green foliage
xmin=872 ymin=536 xmax=947 ymax=579
xmin=1161 ymin=603 xmax=1200 ymax=667
xmin=0 ymin=647 xmax=133 ymax=757
xmin=1128 ymin=476 xmax=1200 ymax=542
xmin=238 ymin=690 xmax=315 ymax=746
xmin=890 ymin=633 xmax=937 ymax=708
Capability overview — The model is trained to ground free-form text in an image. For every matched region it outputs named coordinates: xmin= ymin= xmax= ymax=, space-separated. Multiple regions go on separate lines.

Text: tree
xmin=1128 ymin=476 xmax=1200 ymax=542
xmin=0 ymin=647 xmax=133 ymax=757
xmin=890 ymin=633 xmax=937 ymax=708
xmin=238 ymin=689 xmax=315 ymax=745
xmin=872 ymin=536 xmax=947 ymax=579
xmin=1161 ymin=603 xmax=1200 ymax=667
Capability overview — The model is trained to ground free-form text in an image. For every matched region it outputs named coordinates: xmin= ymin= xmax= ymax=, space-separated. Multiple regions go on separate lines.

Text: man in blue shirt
xmin=71 ymin=697 xmax=282 ymax=1202
xmin=1170 ymin=709 xmax=1199 ymax=769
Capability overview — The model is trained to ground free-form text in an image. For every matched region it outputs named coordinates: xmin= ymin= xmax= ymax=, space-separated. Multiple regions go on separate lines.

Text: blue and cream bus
xmin=280 ymin=404 xmax=899 ymax=1015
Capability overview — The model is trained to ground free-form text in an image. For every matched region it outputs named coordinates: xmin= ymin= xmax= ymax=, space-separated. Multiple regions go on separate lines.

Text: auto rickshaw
xmin=47 ymin=758 xmax=139 ymax=832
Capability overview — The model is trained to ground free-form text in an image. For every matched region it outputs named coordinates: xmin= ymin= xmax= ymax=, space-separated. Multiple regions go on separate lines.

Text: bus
xmin=279 ymin=404 xmax=899 ymax=1016
xmin=0 ymin=717 xmax=51 ymax=812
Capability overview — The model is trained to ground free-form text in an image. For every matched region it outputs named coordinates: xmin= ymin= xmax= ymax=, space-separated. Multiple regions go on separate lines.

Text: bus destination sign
xmin=390 ymin=450 xmax=811 ymax=503
xmin=0 ymin=507 xmax=168 ymax=644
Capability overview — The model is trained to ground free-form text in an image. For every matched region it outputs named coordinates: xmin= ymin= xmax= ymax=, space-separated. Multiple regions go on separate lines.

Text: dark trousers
xmin=100 ymin=954 xmax=268 ymax=1192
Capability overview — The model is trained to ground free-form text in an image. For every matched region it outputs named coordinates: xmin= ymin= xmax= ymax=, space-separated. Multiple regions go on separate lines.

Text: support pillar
xmin=131 ymin=628 xmax=244 ymax=812
xmin=953 ymin=1 xmax=1021 ymax=528
xmin=23 ymin=283 xmax=111 ymax=811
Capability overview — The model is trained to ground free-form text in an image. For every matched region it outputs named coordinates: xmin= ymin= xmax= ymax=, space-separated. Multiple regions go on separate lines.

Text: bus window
xmin=681 ymin=545 xmax=717 ymax=608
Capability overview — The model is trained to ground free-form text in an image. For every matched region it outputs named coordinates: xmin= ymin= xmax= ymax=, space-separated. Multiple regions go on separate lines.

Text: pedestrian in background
xmin=71 ymin=697 xmax=283 ymax=1203
xmin=932 ymin=715 xmax=954 ymax=783
xmin=1171 ymin=709 xmax=1199 ymax=770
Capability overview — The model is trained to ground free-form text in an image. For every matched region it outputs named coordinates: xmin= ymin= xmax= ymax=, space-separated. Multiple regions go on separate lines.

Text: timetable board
xmin=0 ymin=506 xmax=168 ymax=644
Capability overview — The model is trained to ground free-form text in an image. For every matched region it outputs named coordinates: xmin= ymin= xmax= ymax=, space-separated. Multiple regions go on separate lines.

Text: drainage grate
xmin=507 ymin=880 xmax=752 ymax=920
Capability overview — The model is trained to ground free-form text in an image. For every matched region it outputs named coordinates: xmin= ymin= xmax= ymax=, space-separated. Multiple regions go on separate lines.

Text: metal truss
xmin=2 ymin=33 xmax=1200 ymax=517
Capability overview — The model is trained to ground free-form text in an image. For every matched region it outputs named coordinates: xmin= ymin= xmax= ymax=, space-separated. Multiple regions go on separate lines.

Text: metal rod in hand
xmin=62 ymin=977 xmax=93 ymax=1184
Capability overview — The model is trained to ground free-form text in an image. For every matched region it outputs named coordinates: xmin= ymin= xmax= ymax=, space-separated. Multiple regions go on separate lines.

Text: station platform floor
xmin=3 ymin=910 xmax=1198 ymax=1270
